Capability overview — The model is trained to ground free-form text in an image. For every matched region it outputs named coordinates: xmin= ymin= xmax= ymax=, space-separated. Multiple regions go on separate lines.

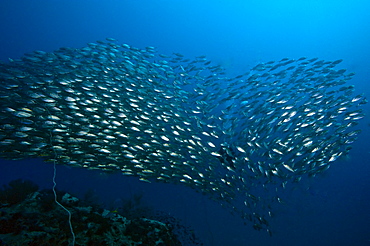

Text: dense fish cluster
xmin=0 ymin=38 xmax=366 ymax=234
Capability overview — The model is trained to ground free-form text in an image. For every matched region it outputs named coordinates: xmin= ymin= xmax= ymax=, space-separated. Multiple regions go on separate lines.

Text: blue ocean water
xmin=0 ymin=0 xmax=369 ymax=245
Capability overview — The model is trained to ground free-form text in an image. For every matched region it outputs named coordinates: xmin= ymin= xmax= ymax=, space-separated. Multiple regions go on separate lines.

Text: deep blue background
xmin=0 ymin=1 xmax=369 ymax=245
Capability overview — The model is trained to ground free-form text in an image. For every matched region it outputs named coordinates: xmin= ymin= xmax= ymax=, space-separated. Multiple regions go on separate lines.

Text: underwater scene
xmin=0 ymin=1 xmax=369 ymax=245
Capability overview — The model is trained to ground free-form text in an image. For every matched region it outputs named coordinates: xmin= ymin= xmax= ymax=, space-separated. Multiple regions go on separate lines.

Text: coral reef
xmin=0 ymin=180 xmax=201 ymax=246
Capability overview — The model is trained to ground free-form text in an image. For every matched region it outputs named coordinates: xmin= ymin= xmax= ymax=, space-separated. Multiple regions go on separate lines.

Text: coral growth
xmin=0 ymin=180 xmax=202 ymax=246
xmin=0 ymin=179 xmax=38 ymax=206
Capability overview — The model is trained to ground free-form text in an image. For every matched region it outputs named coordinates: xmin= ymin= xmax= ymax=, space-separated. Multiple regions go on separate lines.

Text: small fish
xmin=0 ymin=38 xmax=365 ymax=234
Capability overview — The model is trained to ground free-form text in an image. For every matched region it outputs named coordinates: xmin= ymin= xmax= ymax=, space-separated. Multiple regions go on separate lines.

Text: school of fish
xmin=0 ymin=38 xmax=367 ymax=234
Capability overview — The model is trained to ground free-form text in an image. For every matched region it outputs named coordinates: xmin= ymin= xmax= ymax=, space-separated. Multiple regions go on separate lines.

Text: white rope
xmin=46 ymin=105 xmax=76 ymax=246
xmin=52 ymin=162 xmax=76 ymax=246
